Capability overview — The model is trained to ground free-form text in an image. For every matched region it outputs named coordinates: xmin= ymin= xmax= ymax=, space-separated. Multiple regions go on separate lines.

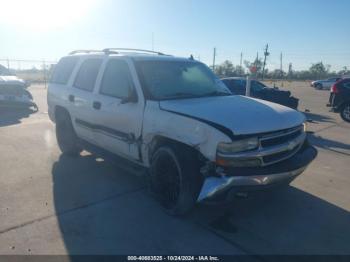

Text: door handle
xmin=93 ymin=101 xmax=101 ymax=110
xmin=68 ymin=95 xmax=75 ymax=102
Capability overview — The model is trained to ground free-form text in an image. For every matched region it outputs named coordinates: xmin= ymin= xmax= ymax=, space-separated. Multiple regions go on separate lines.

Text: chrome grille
xmin=259 ymin=125 xmax=305 ymax=166
xmin=216 ymin=125 xmax=306 ymax=167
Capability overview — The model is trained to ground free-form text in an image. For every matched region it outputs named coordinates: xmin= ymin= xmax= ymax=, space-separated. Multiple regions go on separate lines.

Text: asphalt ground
xmin=0 ymin=82 xmax=349 ymax=256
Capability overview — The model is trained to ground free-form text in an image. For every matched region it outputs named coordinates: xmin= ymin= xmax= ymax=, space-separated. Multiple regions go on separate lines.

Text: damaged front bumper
xmin=197 ymin=142 xmax=317 ymax=202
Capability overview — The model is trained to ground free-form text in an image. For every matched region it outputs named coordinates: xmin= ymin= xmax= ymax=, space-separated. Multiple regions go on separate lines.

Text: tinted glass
xmin=50 ymin=56 xmax=79 ymax=84
xmin=136 ymin=61 xmax=230 ymax=100
xmin=251 ymin=81 xmax=266 ymax=91
xmin=74 ymin=59 xmax=103 ymax=92
xmin=100 ymin=60 xmax=134 ymax=98
xmin=222 ymin=79 xmax=245 ymax=94
xmin=343 ymin=82 xmax=350 ymax=89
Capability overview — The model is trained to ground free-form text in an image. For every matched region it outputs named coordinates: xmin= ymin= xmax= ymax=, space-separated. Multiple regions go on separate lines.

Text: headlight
xmin=217 ymin=137 xmax=259 ymax=154
xmin=303 ymin=122 xmax=307 ymax=132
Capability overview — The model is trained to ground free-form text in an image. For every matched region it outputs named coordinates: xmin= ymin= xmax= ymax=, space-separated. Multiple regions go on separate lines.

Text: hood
xmin=0 ymin=76 xmax=26 ymax=86
xmin=159 ymin=95 xmax=305 ymax=136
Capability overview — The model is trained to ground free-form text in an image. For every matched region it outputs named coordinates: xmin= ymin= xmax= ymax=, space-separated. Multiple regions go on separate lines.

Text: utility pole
xmin=280 ymin=52 xmax=283 ymax=77
xmin=212 ymin=47 xmax=216 ymax=72
xmin=240 ymin=52 xmax=243 ymax=75
xmin=262 ymin=44 xmax=269 ymax=80
xmin=288 ymin=63 xmax=293 ymax=79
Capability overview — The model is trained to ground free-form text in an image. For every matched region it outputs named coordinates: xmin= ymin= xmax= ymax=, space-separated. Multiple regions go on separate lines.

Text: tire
xmin=56 ymin=112 xmax=81 ymax=156
xmin=340 ymin=103 xmax=350 ymax=123
xmin=149 ymin=145 xmax=202 ymax=216
xmin=315 ymin=83 xmax=323 ymax=90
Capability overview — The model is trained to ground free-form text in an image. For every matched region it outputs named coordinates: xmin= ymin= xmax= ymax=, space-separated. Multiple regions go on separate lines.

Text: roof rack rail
xmin=69 ymin=50 xmax=102 ymax=55
xmin=102 ymin=48 xmax=166 ymax=56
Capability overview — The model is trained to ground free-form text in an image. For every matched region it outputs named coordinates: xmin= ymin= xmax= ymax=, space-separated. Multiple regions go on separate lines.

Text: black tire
xmin=56 ymin=112 xmax=81 ymax=156
xmin=149 ymin=145 xmax=203 ymax=216
xmin=340 ymin=103 xmax=350 ymax=123
xmin=315 ymin=83 xmax=323 ymax=90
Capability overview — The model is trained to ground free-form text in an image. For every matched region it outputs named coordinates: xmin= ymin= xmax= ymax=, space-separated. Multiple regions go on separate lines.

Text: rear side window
xmin=74 ymin=59 xmax=103 ymax=92
xmin=224 ymin=79 xmax=245 ymax=89
xmin=50 ymin=57 xmax=79 ymax=84
xmin=100 ymin=60 xmax=134 ymax=98
xmin=343 ymin=81 xmax=350 ymax=89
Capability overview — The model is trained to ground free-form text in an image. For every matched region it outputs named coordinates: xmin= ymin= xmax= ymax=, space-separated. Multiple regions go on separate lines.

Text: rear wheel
xmin=149 ymin=145 xmax=202 ymax=216
xmin=56 ymin=112 xmax=81 ymax=156
xmin=340 ymin=103 xmax=350 ymax=123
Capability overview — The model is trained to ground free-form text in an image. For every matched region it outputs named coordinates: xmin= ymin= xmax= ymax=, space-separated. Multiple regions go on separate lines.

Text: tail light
xmin=331 ymin=84 xmax=339 ymax=94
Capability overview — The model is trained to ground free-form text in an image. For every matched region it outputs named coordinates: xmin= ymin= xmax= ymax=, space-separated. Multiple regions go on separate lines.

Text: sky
xmin=0 ymin=0 xmax=350 ymax=71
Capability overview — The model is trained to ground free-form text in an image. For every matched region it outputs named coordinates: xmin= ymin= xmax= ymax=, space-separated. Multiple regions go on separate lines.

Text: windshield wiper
xmin=200 ymin=90 xmax=232 ymax=97
xmin=162 ymin=92 xmax=199 ymax=100
xmin=161 ymin=91 xmax=232 ymax=100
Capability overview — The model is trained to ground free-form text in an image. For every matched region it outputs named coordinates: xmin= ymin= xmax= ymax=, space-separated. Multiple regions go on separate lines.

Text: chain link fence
xmin=0 ymin=59 xmax=57 ymax=88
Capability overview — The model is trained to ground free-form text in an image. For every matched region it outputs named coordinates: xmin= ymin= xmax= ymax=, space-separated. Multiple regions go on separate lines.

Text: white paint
xmin=48 ymin=52 xmax=305 ymax=169
xmin=160 ymin=95 xmax=305 ymax=135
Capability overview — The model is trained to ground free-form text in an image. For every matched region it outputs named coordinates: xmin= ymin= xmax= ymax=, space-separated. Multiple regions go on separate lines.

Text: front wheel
xmin=149 ymin=145 xmax=202 ymax=216
xmin=340 ymin=103 xmax=350 ymax=123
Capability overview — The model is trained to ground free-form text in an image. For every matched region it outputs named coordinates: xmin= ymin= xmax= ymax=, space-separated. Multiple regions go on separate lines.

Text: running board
xmin=78 ymin=139 xmax=148 ymax=177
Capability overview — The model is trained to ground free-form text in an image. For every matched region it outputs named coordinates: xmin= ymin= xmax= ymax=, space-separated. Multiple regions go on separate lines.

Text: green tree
xmin=309 ymin=62 xmax=329 ymax=79
xmin=214 ymin=60 xmax=245 ymax=77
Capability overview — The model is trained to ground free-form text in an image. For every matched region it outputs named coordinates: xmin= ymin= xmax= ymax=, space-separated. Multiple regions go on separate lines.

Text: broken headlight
xmin=216 ymin=137 xmax=260 ymax=167
xmin=217 ymin=137 xmax=259 ymax=154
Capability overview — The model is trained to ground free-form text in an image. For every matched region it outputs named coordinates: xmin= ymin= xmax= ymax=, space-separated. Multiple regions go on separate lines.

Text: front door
xmin=91 ymin=58 xmax=144 ymax=161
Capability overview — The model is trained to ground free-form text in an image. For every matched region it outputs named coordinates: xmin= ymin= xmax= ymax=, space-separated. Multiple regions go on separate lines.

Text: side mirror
xmin=121 ymin=88 xmax=138 ymax=104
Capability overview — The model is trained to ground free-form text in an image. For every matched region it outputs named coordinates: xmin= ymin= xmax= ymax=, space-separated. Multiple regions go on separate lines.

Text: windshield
xmin=135 ymin=60 xmax=231 ymax=100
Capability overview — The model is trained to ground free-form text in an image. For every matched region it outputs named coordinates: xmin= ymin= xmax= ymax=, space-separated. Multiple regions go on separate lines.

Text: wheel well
xmin=54 ymin=106 xmax=71 ymax=122
xmin=148 ymin=136 xmax=207 ymax=163
xmin=340 ymin=101 xmax=350 ymax=109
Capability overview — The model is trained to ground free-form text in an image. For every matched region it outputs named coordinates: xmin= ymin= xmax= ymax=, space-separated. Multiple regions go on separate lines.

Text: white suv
xmin=48 ymin=48 xmax=317 ymax=215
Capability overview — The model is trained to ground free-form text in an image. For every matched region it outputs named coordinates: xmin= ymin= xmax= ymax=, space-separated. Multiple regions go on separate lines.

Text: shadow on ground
xmin=192 ymin=186 xmax=350 ymax=255
xmin=308 ymin=134 xmax=350 ymax=156
xmin=52 ymin=154 xmax=350 ymax=256
xmin=304 ymin=112 xmax=335 ymax=124
xmin=0 ymin=108 xmax=36 ymax=127
xmin=52 ymin=154 xmax=240 ymax=256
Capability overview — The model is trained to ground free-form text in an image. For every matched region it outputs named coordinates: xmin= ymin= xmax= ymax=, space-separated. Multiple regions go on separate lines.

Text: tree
xmin=244 ymin=58 xmax=263 ymax=76
xmin=214 ymin=60 xmax=245 ymax=77
xmin=309 ymin=62 xmax=328 ymax=79
xmin=338 ymin=66 xmax=350 ymax=76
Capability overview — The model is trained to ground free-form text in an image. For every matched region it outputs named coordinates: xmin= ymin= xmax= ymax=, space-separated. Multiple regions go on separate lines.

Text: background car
xmin=311 ymin=77 xmax=342 ymax=90
xmin=328 ymin=78 xmax=350 ymax=122
xmin=221 ymin=77 xmax=299 ymax=109
xmin=0 ymin=75 xmax=37 ymax=111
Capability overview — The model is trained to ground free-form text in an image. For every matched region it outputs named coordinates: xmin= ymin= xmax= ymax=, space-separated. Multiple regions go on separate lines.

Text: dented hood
xmin=159 ymin=95 xmax=305 ymax=135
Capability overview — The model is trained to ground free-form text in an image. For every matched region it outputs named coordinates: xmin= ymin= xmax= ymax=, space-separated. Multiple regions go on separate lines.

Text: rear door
xmin=69 ymin=57 xmax=103 ymax=143
xmin=340 ymin=80 xmax=350 ymax=102
xmin=91 ymin=57 xmax=144 ymax=161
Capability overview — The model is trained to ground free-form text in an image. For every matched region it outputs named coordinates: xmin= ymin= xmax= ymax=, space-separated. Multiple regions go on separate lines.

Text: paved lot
xmin=0 ymin=82 xmax=349 ymax=256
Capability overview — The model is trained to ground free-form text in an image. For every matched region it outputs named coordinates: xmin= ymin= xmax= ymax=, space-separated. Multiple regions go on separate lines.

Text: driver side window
xmin=100 ymin=60 xmax=134 ymax=99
